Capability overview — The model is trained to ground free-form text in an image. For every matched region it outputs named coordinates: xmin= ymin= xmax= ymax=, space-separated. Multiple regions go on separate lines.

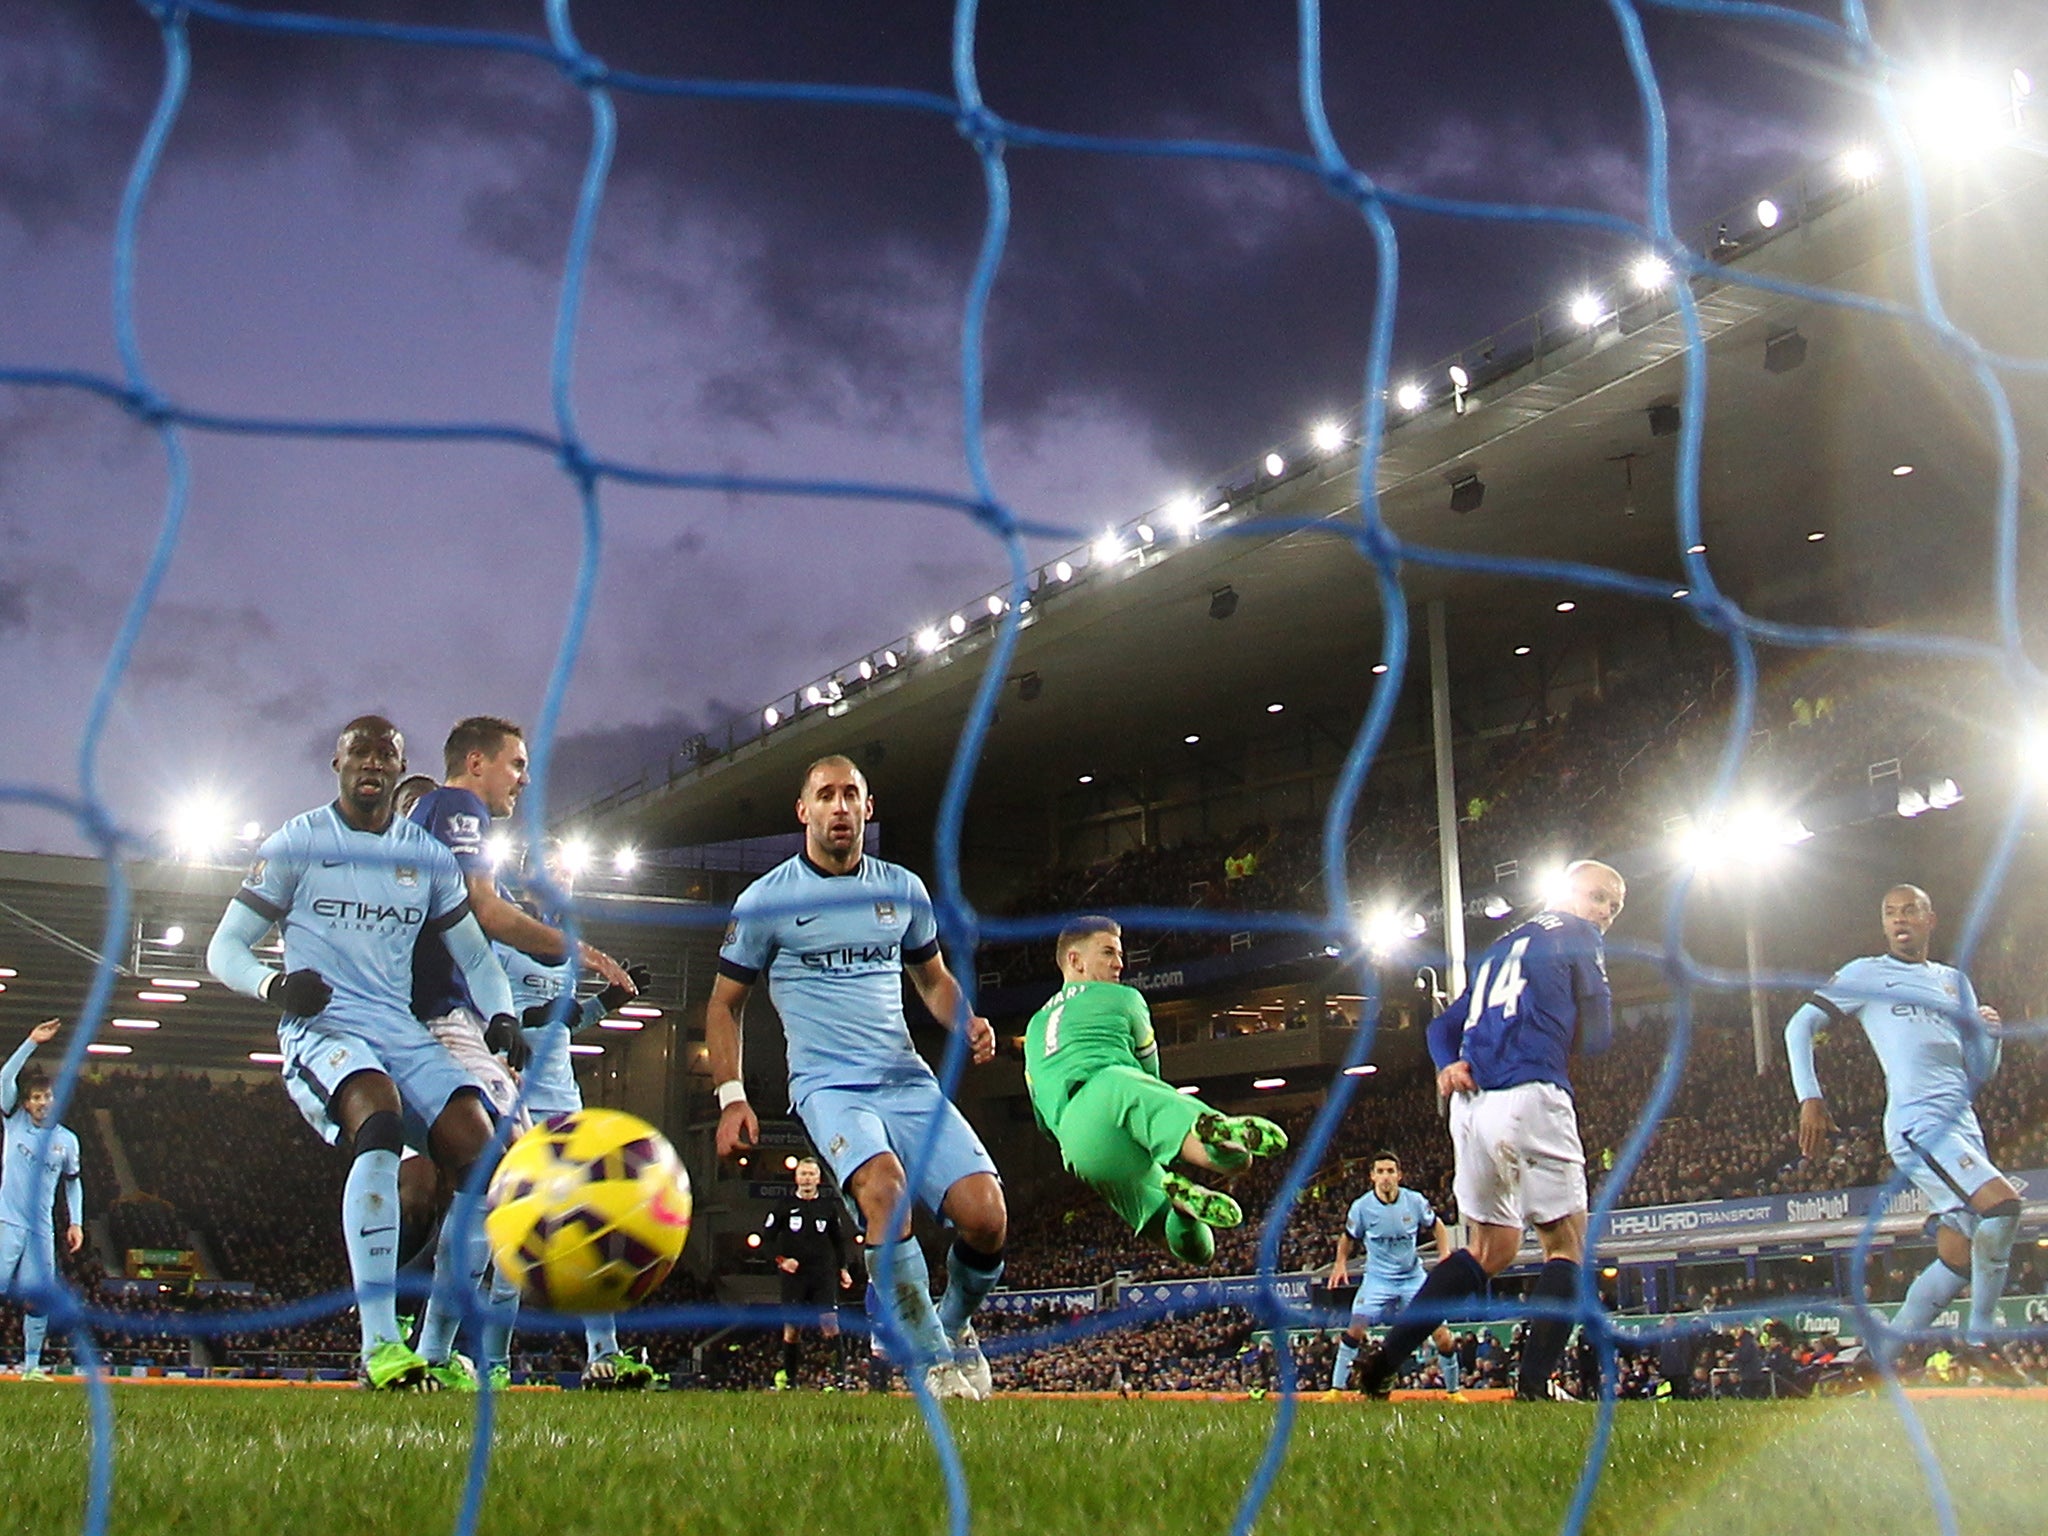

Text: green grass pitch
xmin=1 ymin=1388 xmax=2047 ymax=1533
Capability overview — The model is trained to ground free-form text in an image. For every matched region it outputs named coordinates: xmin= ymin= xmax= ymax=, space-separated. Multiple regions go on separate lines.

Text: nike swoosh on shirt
xmin=794 ymin=915 xmax=820 ymax=926
xmin=322 ymin=859 xmax=347 ymax=868
xmin=358 ymin=1225 xmax=396 ymax=1238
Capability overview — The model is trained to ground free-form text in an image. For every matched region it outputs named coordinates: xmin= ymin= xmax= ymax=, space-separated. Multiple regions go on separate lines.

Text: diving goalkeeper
xmin=1023 ymin=917 xmax=1287 ymax=1264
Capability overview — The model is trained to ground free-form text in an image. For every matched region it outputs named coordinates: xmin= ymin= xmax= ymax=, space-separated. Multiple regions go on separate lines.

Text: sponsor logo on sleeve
xmin=244 ymin=857 xmax=267 ymax=887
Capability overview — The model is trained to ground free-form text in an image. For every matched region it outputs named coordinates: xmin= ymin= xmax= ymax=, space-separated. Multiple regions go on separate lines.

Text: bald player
xmin=1354 ymin=858 xmax=1625 ymax=1400
xmin=1786 ymin=884 xmax=2024 ymax=1379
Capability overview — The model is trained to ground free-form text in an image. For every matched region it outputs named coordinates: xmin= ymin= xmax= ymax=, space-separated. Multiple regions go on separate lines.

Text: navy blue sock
xmin=1517 ymin=1258 xmax=1583 ymax=1397
xmin=1377 ymin=1249 xmax=1487 ymax=1364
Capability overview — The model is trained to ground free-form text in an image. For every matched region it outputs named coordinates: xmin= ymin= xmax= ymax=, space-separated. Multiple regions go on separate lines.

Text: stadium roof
xmin=578 ymin=151 xmax=2048 ymax=857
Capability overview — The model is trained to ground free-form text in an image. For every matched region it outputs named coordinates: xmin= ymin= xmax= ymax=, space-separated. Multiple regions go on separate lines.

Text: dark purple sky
xmin=2 ymin=1 xmax=2036 ymax=853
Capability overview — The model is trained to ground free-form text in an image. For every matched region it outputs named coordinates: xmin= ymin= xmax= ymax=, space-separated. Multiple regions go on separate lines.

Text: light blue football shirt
xmin=718 ymin=852 xmax=942 ymax=1105
xmin=496 ymin=937 xmax=593 ymax=1115
xmin=1 ymin=1039 xmax=81 ymax=1233
xmin=1345 ymin=1186 xmax=1437 ymax=1283
xmin=1792 ymin=954 xmax=1991 ymax=1138
xmin=235 ymin=803 xmax=472 ymax=1040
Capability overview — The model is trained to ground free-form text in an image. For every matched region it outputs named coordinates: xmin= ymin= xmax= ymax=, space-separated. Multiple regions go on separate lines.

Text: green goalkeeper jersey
xmin=1023 ymin=980 xmax=1160 ymax=1124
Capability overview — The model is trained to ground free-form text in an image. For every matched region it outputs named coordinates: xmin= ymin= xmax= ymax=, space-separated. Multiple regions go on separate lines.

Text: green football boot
xmin=486 ymin=1364 xmax=512 ymax=1392
xmin=612 ymin=1355 xmax=657 ymax=1390
xmin=1163 ymin=1207 xmax=1217 ymax=1265
xmin=363 ymin=1339 xmax=430 ymax=1391
xmin=1161 ymin=1171 xmax=1243 ymax=1230
xmin=19 ymin=1368 xmax=52 ymax=1383
xmin=423 ymin=1351 xmax=479 ymax=1393
xmin=1194 ymin=1112 xmax=1290 ymax=1170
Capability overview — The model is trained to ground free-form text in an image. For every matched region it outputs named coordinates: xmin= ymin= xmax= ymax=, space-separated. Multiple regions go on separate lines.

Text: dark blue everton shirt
xmin=1426 ymin=911 xmax=1612 ymax=1093
xmin=408 ymin=786 xmax=493 ymax=1020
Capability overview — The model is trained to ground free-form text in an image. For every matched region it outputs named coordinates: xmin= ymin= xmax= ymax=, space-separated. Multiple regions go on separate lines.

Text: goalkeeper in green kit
xmin=1024 ymin=917 xmax=1289 ymax=1264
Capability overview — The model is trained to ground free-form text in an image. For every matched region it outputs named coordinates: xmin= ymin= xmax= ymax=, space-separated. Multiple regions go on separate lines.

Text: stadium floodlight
xmin=1534 ymin=863 xmax=1571 ymax=908
xmin=1361 ymin=906 xmax=1407 ymax=955
xmin=86 ymin=1043 xmax=131 ymax=1056
xmin=1892 ymin=464 xmax=1914 ymax=477
xmin=1310 ymin=420 xmax=1345 ymax=453
xmin=1252 ymin=1077 xmax=1287 ymax=1091
xmin=1182 ymin=734 xmax=1200 ymax=745
xmin=1052 ymin=560 xmax=1074 ymax=583
xmin=1163 ymin=494 xmax=1205 ymax=536
xmin=1568 ymin=291 xmax=1604 ymax=327
xmin=1263 ymin=452 xmax=1285 ymax=476
xmin=1077 ymin=774 xmax=1094 ymax=785
xmin=1630 ymin=253 xmax=1673 ymax=291
xmin=612 ymin=846 xmax=639 ymax=876
xmin=803 ymin=685 xmax=824 ymax=707
xmin=1513 ymin=645 xmax=1531 ymax=657
xmin=1897 ymin=786 xmax=1929 ymax=819
xmin=1394 ymin=381 xmax=1425 ymax=411
xmin=881 ymin=650 xmax=900 ymax=668
xmin=1687 ymin=542 xmax=1706 ymax=555
xmin=1402 ymin=912 xmax=1427 ymax=939
xmin=560 ymin=838 xmax=593 ymax=877
xmin=1806 ymin=531 xmax=1826 ymax=542
xmin=1755 ymin=198 xmax=1781 ymax=230
xmin=1928 ymin=777 xmax=1963 ymax=810
xmin=1266 ymin=702 xmax=1284 ymax=714
xmin=168 ymin=793 xmax=234 ymax=860
xmin=985 ymin=594 xmax=1006 ymax=615
xmin=160 ymin=925 xmax=185 ymax=948
xmin=915 ymin=626 xmax=942 ymax=654
xmin=1672 ymin=587 xmax=1689 ymax=599
xmin=1482 ymin=894 xmax=1513 ymax=920
xmin=1907 ymin=70 xmax=2023 ymax=157
xmin=1556 ymin=601 xmax=1576 ymax=613
xmin=137 ymin=991 xmax=187 ymax=1003
xmin=947 ymin=612 xmax=967 ymax=636
xmin=483 ymin=831 xmax=514 ymax=868
xmin=1136 ymin=524 xmax=1155 ymax=545
xmin=1341 ymin=1064 xmax=1379 ymax=1078
xmin=1676 ymin=805 xmax=1811 ymax=873
xmin=111 ymin=1018 xmax=161 ymax=1030
xmin=1089 ymin=533 xmax=1121 ymax=570
xmin=762 ymin=705 xmax=781 ymax=727
xmin=1371 ymin=663 xmax=1389 ymax=675
xmin=239 ymin=820 xmax=261 ymax=841
xmin=857 ymin=659 xmax=874 ymax=681
xmin=1838 ymin=144 xmax=1880 ymax=183
xmin=1447 ymin=365 xmax=1469 ymax=390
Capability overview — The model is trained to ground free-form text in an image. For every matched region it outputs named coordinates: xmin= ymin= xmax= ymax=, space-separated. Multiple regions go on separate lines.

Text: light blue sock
xmin=1887 ymin=1258 xmax=1968 ymax=1364
xmin=482 ymin=1264 xmax=520 ymax=1373
xmin=419 ymin=1188 xmax=490 ymax=1364
xmin=873 ymin=1239 xmax=949 ymax=1365
xmin=938 ymin=1240 xmax=1004 ymax=1339
xmin=1968 ymin=1211 xmax=2020 ymax=1346
xmin=342 ymin=1147 xmax=402 ymax=1354
xmin=23 ymin=1312 xmax=47 ymax=1372
xmin=585 ymin=1315 xmax=619 ymax=1364
xmin=1440 ymin=1347 xmax=1461 ymax=1394
xmin=1332 ymin=1338 xmax=1359 ymax=1390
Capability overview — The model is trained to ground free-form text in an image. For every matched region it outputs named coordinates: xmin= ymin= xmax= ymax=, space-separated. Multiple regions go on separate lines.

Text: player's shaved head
xmin=337 ymin=714 xmax=402 ymax=755
xmin=1884 ymin=884 xmax=1933 ymax=912
xmin=331 ymin=715 xmax=405 ymax=832
xmin=1882 ymin=884 xmax=1937 ymax=962
xmin=800 ymin=754 xmax=868 ymax=799
xmin=1555 ymin=859 xmax=1626 ymax=933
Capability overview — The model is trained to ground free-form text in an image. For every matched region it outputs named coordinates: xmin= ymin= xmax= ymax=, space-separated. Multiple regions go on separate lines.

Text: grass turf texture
xmin=1 ymin=1389 xmax=2046 ymax=1533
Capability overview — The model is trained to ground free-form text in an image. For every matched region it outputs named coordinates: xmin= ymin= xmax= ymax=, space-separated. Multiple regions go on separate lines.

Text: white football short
xmin=1449 ymin=1080 xmax=1587 ymax=1230
xmin=425 ymin=1008 xmax=532 ymax=1138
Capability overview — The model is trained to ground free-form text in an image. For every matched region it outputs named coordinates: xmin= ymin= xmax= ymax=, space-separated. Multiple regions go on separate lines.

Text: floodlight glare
xmin=161 ymin=925 xmax=185 ymax=948
xmin=1053 ymin=560 xmax=1073 ymax=582
xmin=1897 ymin=787 xmax=1930 ymax=819
xmin=947 ymin=612 xmax=967 ymax=635
xmin=1908 ymin=71 xmax=2019 ymax=156
xmin=483 ymin=831 xmax=514 ymax=869
xmin=1402 ymin=912 xmax=1427 ymax=939
xmin=1568 ymin=292 xmax=1604 ymax=327
xmin=612 ymin=847 xmax=639 ymax=876
xmin=1263 ymin=452 xmax=1286 ymax=477
xmin=1928 ymin=777 xmax=1963 ymax=810
xmin=1136 ymin=524 xmax=1155 ymax=545
xmin=881 ymin=649 xmax=900 ymax=668
xmin=168 ymin=795 xmax=234 ymax=860
xmin=1482 ymin=894 xmax=1513 ymax=920
xmin=913 ymin=627 xmax=941 ymax=654
xmin=1164 ymin=494 xmax=1204 ymax=536
xmin=1394 ymin=381 xmax=1426 ymax=411
xmin=1361 ymin=906 xmax=1406 ymax=955
xmin=985 ymin=594 xmax=1005 ymax=615
xmin=1447 ymin=365 xmax=1469 ymax=390
xmin=560 ymin=839 xmax=593 ymax=876
xmin=804 ymin=685 xmax=824 ymax=707
xmin=1755 ymin=198 xmax=1781 ymax=229
xmin=1311 ymin=420 xmax=1345 ymax=453
xmin=1091 ymin=533 xmax=1122 ymax=566
xmin=1535 ymin=863 xmax=1571 ymax=908
xmin=240 ymin=820 xmax=262 ymax=841
xmin=1630 ymin=254 xmax=1672 ymax=291
xmin=1839 ymin=144 xmax=1880 ymax=182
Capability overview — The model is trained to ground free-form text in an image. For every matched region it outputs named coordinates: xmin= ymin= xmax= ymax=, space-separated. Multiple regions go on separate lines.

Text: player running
xmin=1327 ymin=1152 xmax=1459 ymax=1395
xmin=709 ymin=755 xmax=1007 ymax=1401
xmin=408 ymin=715 xmax=637 ymax=1389
xmin=1 ymin=1020 xmax=83 ymax=1381
xmin=1353 ymin=858 xmax=1624 ymax=1401
xmin=766 ymin=1156 xmax=857 ymax=1390
xmin=1785 ymin=883 xmax=2025 ymax=1379
xmin=498 ymin=870 xmax=655 ymax=1389
xmin=1023 ymin=916 xmax=1287 ymax=1266
xmin=207 ymin=714 xmax=521 ymax=1390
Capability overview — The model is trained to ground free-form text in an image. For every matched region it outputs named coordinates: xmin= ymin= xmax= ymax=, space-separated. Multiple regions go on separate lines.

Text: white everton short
xmin=425 ymin=1008 xmax=532 ymax=1138
xmin=1449 ymin=1079 xmax=1587 ymax=1230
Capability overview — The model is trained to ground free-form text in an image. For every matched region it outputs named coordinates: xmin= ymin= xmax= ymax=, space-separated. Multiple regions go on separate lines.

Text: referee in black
xmin=769 ymin=1156 xmax=856 ymax=1389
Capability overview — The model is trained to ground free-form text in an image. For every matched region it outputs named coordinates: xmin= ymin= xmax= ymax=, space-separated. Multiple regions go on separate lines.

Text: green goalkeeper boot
xmin=1162 ymin=1171 xmax=1243 ymax=1230
xmin=1193 ymin=1112 xmax=1289 ymax=1171
xmin=1163 ymin=1208 xmax=1216 ymax=1265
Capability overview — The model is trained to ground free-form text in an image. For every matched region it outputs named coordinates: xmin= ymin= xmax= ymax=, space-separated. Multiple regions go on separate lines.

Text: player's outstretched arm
xmin=0 ymin=1024 xmax=51 ymax=1116
xmin=706 ymin=973 xmax=759 ymax=1158
xmin=908 ymin=953 xmax=994 ymax=1065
